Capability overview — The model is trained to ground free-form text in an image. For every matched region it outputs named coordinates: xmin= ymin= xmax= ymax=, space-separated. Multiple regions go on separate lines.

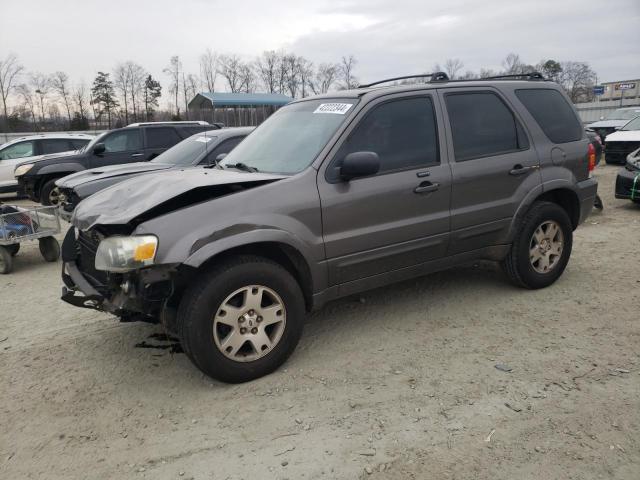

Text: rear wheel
xmin=178 ymin=255 xmax=305 ymax=383
xmin=0 ymin=246 xmax=13 ymax=274
xmin=39 ymin=236 xmax=60 ymax=262
xmin=502 ymin=201 xmax=573 ymax=289
xmin=40 ymin=178 xmax=62 ymax=206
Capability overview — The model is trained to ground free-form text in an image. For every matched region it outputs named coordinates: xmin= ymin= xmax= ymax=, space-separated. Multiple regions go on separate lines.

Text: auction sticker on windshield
xmin=313 ymin=103 xmax=353 ymax=114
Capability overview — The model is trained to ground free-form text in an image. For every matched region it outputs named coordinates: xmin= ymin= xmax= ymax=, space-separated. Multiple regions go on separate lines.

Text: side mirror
xmin=340 ymin=151 xmax=380 ymax=181
xmin=215 ymin=153 xmax=228 ymax=162
xmin=93 ymin=143 xmax=106 ymax=155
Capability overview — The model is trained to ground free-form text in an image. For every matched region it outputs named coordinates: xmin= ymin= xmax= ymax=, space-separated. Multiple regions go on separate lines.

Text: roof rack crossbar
xmin=358 ymin=72 xmax=449 ymax=88
xmin=481 ymin=72 xmax=546 ymax=81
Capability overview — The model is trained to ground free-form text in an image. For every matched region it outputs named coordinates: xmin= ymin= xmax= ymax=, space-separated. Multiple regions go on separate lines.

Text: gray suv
xmin=61 ymin=73 xmax=598 ymax=383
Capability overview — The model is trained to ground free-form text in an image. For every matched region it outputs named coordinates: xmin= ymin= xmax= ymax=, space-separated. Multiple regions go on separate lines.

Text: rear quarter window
xmin=515 ymin=89 xmax=582 ymax=144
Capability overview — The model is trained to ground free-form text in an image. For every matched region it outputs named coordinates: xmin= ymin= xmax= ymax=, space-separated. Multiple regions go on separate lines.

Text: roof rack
xmin=126 ymin=121 xmax=211 ymax=127
xmin=481 ymin=72 xmax=546 ymax=81
xmin=358 ymin=72 xmax=449 ymax=88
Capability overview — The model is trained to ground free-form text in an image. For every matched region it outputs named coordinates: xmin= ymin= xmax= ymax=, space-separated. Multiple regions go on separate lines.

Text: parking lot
xmin=1 ymin=164 xmax=638 ymax=479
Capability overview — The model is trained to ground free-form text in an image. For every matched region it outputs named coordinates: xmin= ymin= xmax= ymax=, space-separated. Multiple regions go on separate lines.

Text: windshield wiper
xmin=224 ymin=162 xmax=259 ymax=173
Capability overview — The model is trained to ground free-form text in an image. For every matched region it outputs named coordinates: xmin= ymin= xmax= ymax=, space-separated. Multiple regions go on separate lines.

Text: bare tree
xmin=30 ymin=72 xmax=51 ymax=125
xmin=339 ymin=55 xmax=358 ymax=89
xmin=444 ymin=58 xmax=464 ymax=80
xmin=458 ymin=70 xmax=478 ymax=80
xmin=309 ymin=62 xmax=339 ymax=94
xmin=283 ymin=54 xmax=301 ymax=97
xmin=218 ymin=55 xmax=243 ymax=93
xmin=163 ymin=56 xmax=182 ymax=117
xmin=181 ymin=72 xmax=200 ymax=118
xmin=558 ymin=61 xmax=597 ymax=103
xmin=17 ymin=84 xmax=37 ymax=129
xmin=199 ymin=48 xmax=218 ymax=92
xmin=297 ymin=57 xmax=314 ymax=98
xmin=502 ymin=53 xmax=524 ymax=74
xmin=238 ymin=64 xmax=256 ymax=93
xmin=0 ymin=53 xmax=24 ymax=131
xmin=73 ymin=82 xmax=89 ymax=120
xmin=113 ymin=63 xmax=130 ymax=124
xmin=255 ymin=51 xmax=281 ymax=93
xmin=126 ymin=62 xmax=146 ymax=122
xmin=51 ymin=71 xmax=72 ymax=126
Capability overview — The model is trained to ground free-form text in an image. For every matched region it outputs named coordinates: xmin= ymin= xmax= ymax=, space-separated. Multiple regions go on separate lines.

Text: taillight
xmin=588 ymin=143 xmax=596 ymax=172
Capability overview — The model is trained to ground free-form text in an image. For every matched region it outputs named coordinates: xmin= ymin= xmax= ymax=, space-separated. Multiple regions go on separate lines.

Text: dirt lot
xmin=1 ymin=164 xmax=638 ymax=480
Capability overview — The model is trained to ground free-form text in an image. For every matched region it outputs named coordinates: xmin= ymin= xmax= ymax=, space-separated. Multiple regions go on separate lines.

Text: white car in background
xmin=603 ymin=116 xmax=640 ymax=164
xmin=586 ymin=107 xmax=640 ymax=143
xmin=0 ymin=133 xmax=93 ymax=195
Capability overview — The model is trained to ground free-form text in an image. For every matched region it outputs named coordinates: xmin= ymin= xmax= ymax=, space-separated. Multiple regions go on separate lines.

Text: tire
xmin=40 ymin=178 xmax=62 ymax=206
xmin=178 ymin=255 xmax=305 ymax=383
xmin=6 ymin=243 xmax=20 ymax=256
xmin=501 ymin=201 xmax=573 ymax=289
xmin=39 ymin=236 xmax=60 ymax=262
xmin=0 ymin=246 xmax=13 ymax=274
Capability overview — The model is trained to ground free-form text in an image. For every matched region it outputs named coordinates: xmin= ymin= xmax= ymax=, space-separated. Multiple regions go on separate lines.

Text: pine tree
xmin=91 ymin=71 xmax=118 ymax=128
xmin=143 ymin=75 xmax=162 ymax=120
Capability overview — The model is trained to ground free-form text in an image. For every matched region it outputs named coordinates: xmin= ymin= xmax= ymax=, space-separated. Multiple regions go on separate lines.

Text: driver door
xmin=90 ymin=129 xmax=143 ymax=167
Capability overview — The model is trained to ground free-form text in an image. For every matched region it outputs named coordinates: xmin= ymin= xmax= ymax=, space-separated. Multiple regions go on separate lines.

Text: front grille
xmin=77 ymin=230 xmax=109 ymax=289
xmin=605 ymin=141 xmax=640 ymax=164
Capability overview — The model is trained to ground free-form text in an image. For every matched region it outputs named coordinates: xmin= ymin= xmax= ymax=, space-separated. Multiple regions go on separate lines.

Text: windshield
xmin=621 ymin=116 xmax=640 ymax=131
xmin=219 ymin=99 xmax=358 ymax=174
xmin=605 ymin=109 xmax=640 ymax=121
xmin=150 ymin=133 xmax=217 ymax=165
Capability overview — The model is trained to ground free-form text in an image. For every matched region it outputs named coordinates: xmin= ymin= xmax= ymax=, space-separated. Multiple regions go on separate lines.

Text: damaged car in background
xmin=56 ymin=127 xmax=253 ymax=219
xmin=615 ymin=146 xmax=640 ymax=203
xmin=61 ymin=74 xmax=597 ymax=383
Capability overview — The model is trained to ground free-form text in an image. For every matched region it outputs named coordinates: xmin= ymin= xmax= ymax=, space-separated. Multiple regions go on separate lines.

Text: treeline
xmin=0 ymin=50 xmax=598 ymax=133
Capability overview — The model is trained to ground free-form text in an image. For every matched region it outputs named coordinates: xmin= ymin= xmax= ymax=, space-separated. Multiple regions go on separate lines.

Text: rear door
xmin=439 ymin=87 xmax=540 ymax=254
xmin=144 ymin=127 xmax=184 ymax=160
xmin=39 ymin=138 xmax=76 ymax=155
xmin=89 ymin=129 xmax=143 ymax=167
xmin=0 ymin=140 xmax=36 ymax=190
xmin=317 ymin=93 xmax=451 ymax=286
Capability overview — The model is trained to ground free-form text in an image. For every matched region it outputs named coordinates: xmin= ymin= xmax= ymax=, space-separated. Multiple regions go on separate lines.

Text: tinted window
xmin=40 ymin=139 xmax=74 ymax=154
xmin=516 ymin=89 xmax=582 ymax=143
xmin=0 ymin=141 xmax=35 ymax=160
xmin=202 ymin=137 xmax=245 ymax=165
xmin=103 ymin=130 xmax=142 ymax=153
xmin=70 ymin=139 xmax=90 ymax=150
xmin=146 ymin=127 xmax=182 ymax=149
xmin=445 ymin=92 xmax=527 ymax=161
xmin=150 ymin=134 xmax=215 ymax=166
xmin=335 ymin=97 xmax=439 ymax=174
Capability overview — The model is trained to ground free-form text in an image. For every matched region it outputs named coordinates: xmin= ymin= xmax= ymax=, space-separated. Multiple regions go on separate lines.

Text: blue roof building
xmin=188 ymin=92 xmax=293 ymax=126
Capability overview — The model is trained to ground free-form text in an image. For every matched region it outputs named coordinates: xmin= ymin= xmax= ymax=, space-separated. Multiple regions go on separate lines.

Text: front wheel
xmin=178 ymin=255 xmax=305 ymax=383
xmin=502 ymin=201 xmax=573 ymax=289
xmin=40 ymin=178 xmax=62 ymax=206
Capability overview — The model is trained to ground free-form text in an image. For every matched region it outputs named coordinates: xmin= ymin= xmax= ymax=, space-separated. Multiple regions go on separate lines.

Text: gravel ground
xmin=1 ymin=164 xmax=639 ymax=480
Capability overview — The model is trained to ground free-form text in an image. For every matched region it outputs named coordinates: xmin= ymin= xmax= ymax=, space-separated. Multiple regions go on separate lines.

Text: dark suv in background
xmin=61 ymin=73 xmax=597 ymax=383
xmin=15 ymin=121 xmax=220 ymax=205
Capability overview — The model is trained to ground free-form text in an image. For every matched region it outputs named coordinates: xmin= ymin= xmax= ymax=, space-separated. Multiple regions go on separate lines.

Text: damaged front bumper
xmin=60 ymin=227 xmax=179 ymax=324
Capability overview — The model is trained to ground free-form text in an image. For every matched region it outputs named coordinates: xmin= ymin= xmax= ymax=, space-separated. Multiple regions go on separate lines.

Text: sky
xmin=1 ymin=0 xmax=639 ymax=100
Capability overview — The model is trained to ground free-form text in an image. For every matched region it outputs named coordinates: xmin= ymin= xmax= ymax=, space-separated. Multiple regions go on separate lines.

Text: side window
xmin=70 ymin=139 xmax=90 ymax=150
xmin=335 ymin=97 xmax=439 ymax=175
xmin=515 ymin=89 xmax=582 ymax=144
xmin=445 ymin=91 xmax=529 ymax=162
xmin=40 ymin=139 xmax=74 ymax=154
xmin=146 ymin=127 xmax=182 ymax=149
xmin=202 ymin=137 xmax=245 ymax=164
xmin=103 ymin=130 xmax=142 ymax=153
xmin=0 ymin=141 xmax=35 ymax=160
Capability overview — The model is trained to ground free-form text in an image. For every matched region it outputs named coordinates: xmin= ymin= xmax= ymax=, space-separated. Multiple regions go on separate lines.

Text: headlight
xmin=14 ymin=164 xmax=34 ymax=177
xmin=95 ymin=235 xmax=158 ymax=272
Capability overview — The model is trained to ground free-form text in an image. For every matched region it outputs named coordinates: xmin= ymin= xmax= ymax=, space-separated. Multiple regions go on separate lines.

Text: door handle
xmin=131 ymin=153 xmax=144 ymax=158
xmin=509 ymin=164 xmax=538 ymax=176
xmin=414 ymin=182 xmax=440 ymax=194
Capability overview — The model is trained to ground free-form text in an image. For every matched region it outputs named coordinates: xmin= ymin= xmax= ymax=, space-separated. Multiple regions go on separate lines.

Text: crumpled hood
xmin=72 ymin=167 xmax=287 ymax=230
xmin=587 ymin=119 xmax=630 ymax=129
xmin=604 ymin=130 xmax=640 ymax=143
xmin=58 ymin=162 xmax=172 ymax=189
